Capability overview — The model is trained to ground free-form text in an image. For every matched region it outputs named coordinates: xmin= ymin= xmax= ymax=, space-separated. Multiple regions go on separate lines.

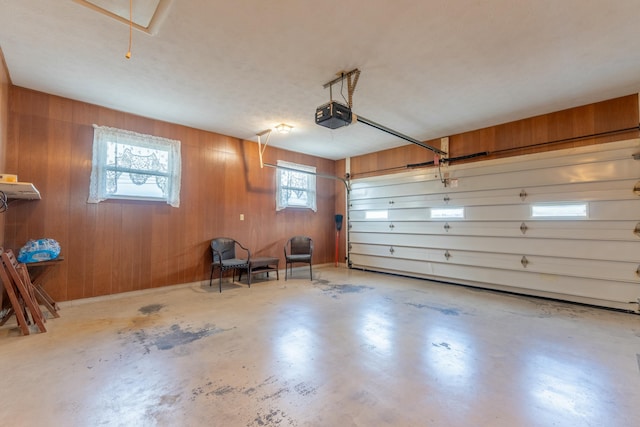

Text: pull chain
xmin=125 ymin=0 xmax=132 ymax=59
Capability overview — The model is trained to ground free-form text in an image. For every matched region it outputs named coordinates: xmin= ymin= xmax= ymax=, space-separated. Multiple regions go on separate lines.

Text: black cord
xmin=0 ymin=191 xmax=7 ymax=213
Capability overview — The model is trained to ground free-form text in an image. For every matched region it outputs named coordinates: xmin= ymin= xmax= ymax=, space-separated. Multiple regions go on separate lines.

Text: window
xmin=430 ymin=207 xmax=465 ymax=219
xmin=276 ymin=160 xmax=316 ymax=211
xmin=531 ymin=202 xmax=588 ymax=218
xmin=88 ymin=125 xmax=181 ymax=207
xmin=365 ymin=210 xmax=388 ymax=219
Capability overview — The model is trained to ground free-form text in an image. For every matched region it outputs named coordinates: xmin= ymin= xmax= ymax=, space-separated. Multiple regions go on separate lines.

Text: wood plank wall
xmin=334 ymin=158 xmax=347 ymax=265
xmin=0 ymin=48 xmax=9 ymax=245
xmin=349 ymin=94 xmax=640 ymax=178
xmin=5 ymin=87 xmax=338 ymax=302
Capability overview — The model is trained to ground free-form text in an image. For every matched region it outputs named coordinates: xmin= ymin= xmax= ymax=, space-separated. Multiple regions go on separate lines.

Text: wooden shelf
xmin=0 ymin=182 xmax=41 ymax=200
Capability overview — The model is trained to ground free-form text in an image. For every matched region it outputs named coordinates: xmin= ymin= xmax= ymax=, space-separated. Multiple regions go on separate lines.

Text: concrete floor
xmin=1 ymin=266 xmax=639 ymax=426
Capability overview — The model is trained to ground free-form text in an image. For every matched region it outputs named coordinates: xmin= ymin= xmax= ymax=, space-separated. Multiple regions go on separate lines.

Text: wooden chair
xmin=209 ymin=238 xmax=251 ymax=292
xmin=284 ymin=236 xmax=313 ymax=280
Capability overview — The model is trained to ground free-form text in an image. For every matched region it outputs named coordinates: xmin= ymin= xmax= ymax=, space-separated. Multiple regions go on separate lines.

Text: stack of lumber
xmin=0 ymin=249 xmax=47 ymax=335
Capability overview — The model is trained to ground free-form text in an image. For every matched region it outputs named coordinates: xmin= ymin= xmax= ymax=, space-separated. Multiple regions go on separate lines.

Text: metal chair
xmin=210 ymin=238 xmax=251 ymax=292
xmin=284 ymin=236 xmax=313 ymax=280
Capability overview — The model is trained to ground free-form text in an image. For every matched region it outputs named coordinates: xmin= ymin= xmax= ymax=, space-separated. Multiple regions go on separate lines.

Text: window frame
xmin=530 ymin=202 xmax=588 ymax=219
xmin=276 ymin=160 xmax=317 ymax=212
xmin=88 ymin=125 xmax=182 ymax=207
xmin=430 ymin=207 xmax=465 ymax=219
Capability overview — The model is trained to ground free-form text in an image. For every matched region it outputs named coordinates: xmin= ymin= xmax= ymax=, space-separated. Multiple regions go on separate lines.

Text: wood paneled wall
xmin=334 ymin=158 xmax=347 ymax=265
xmin=5 ymin=86 xmax=638 ymax=301
xmin=5 ymin=87 xmax=338 ymax=301
xmin=349 ymin=94 xmax=640 ymax=178
xmin=0 ymin=49 xmax=10 ymax=246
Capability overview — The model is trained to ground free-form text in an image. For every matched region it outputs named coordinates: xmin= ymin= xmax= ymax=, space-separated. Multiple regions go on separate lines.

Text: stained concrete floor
xmin=1 ymin=266 xmax=639 ymax=426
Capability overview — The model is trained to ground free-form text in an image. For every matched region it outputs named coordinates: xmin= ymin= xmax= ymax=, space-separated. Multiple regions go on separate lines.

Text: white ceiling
xmin=1 ymin=0 xmax=640 ymax=160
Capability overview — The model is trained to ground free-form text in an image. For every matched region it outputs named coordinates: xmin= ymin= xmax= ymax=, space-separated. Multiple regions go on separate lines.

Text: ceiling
xmin=1 ymin=1 xmax=640 ymax=161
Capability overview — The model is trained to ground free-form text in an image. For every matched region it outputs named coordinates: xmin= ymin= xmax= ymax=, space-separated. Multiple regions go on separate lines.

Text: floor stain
xmin=158 ymin=394 xmax=181 ymax=405
xmin=191 ymin=387 xmax=204 ymax=401
xmin=250 ymin=408 xmax=296 ymax=427
xmin=129 ymin=316 xmax=157 ymax=329
xmin=352 ymin=389 xmax=378 ymax=406
xmin=405 ymin=302 xmax=460 ymax=316
xmin=191 ymin=376 xmax=298 ymax=404
xmin=187 ymin=377 xmax=306 ymax=425
xmin=129 ymin=323 xmax=229 ymax=352
xmin=432 ymin=342 xmax=451 ymax=350
xmin=318 ymin=283 xmax=373 ymax=298
xmin=260 ymin=387 xmax=289 ymax=401
xmin=294 ymin=382 xmax=316 ymax=396
xmin=146 ymin=393 xmax=182 ymax=424
xmin=154 ymin=324 xmax=226 ymax=350
xmin=534 ymin=302 xmax=591 ymax=318
xmin=139 ymin=304 xmax=165 ymax=315
xmin=213 ymin=385 xmax=236 ymax=396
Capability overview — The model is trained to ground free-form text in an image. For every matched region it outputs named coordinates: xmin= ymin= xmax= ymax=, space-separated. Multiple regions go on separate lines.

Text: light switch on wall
xmin=240 ymin=214 xmax=244 ymax=221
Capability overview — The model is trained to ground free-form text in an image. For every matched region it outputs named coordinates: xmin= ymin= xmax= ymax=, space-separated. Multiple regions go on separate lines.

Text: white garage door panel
xmin=349 ymin=244 xmax=638 ymax=283
xmin=350 ymin=232 xmax=637 ymax=262
xmin=350 ymin=220 xmax=527 ymax=237
xmin=351 ymin=185 xmax=636 ymax=213
xmin=350 ymin=162 xmax=638 ymax=203
xmin=431 ymin=264 xmax=639 ymax=304
xmin=351 ymin=145 xmax=639 ymax=201
xmin=349 ymin=255 xmax=638 ymax=306
xmin=443 ymin=161 xmax=638 ymax=194
xmin=447 ymin=186 xmax=636 ymax=207
xmin=348 ymin=139 xmax=640 ymax=311
xmin=515 ymin=179 xmax=637 ymax=200
xmin=450 ymin=141 xmax=638 ymax=176
xmin=589 ymin=200 xmax=640 ymax=220
xmin=351 ymin=199 xmax=639 ymax=222
xmin=466 ymin=201 xmax=640 ymax=221
xmin=431 ymin=251 xmax=636 ymax=283
xmin=508 ymin=220 xmax=638 ymax=240
xmin=350 ymin=179 xmax=442 ymax=200
xmin=350 ymin=141 xmax=637 ymax=196
xmin=349 ymin=194 xmax=432 ymax=210
xmin=350 ymin=254 xmax=437 ymax=275
xmin=350 ymin=220 xmax=639 ymax=240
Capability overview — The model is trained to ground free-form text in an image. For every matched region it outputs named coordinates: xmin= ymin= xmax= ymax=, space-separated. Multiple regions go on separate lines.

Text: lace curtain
xmin=276 ymin=160 xmax=317 ymax=212
xmin=88 ymin=125 xmax=182 ymax=207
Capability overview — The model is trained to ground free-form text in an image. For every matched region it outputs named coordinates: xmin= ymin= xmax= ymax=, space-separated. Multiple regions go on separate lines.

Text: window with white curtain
xmin=88 ymin=125 xmax=182 ymax=207
xmin=276 ymin=160 xmax=317 ymax=211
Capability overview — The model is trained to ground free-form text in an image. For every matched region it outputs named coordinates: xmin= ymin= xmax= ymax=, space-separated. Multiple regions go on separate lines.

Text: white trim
xmin=88 ymin=125 xmax=182 ymax=207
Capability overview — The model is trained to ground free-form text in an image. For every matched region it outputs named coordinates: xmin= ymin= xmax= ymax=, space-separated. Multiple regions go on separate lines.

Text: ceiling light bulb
xmin=275 ymin=123 xmax=293 ymax=133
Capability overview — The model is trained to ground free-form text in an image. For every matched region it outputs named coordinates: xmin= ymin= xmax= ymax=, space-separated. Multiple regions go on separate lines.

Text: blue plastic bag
xmin=17 ymin=238 xmax=61 ymax=263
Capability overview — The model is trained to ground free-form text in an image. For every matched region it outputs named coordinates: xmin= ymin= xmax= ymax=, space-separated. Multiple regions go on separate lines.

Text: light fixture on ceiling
xmin=275 ymin=123 xmax=293 ymax=134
